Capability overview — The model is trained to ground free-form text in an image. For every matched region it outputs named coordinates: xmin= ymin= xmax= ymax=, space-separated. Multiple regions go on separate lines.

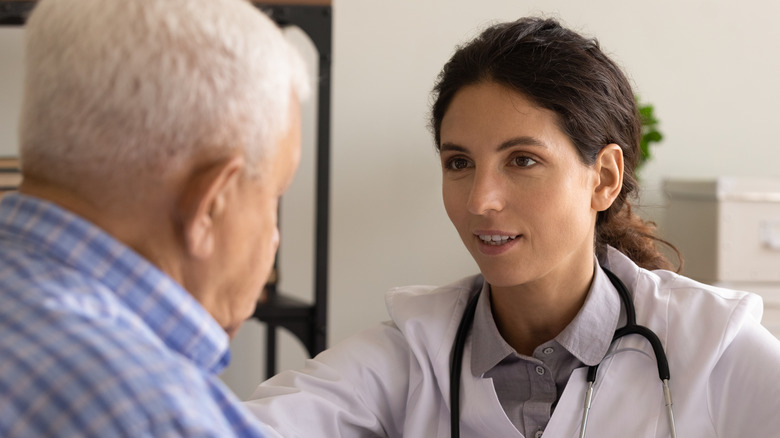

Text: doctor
xmin=246 ymin=17 xmax=780 ymax=437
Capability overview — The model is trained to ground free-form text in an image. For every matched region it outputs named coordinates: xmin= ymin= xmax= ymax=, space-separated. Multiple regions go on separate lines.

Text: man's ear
xmin=177 ymin=155 xmax=245 ymax=259
xmin=592 ymin=144 xmax=624 ymax=212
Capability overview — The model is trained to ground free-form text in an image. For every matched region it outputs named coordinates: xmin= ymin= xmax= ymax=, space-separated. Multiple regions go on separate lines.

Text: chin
xmin=483 ymin=276 xmax=524 ymax=289
xmin=476 ymin=263 xmax=527 ymax=288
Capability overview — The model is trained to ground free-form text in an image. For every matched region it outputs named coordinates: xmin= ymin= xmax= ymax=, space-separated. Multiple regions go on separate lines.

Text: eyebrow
xmin=440 ymin=136 xmax=548 ymax=153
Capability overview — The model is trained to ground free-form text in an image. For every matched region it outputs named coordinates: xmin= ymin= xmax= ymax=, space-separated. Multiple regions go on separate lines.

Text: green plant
xmin=636 ymin=98 xmax=663 ymax=175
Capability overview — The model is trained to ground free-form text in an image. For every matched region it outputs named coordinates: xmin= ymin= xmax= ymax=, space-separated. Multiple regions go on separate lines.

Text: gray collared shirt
xmin=470 ymin=264 xmax=622 ymax=437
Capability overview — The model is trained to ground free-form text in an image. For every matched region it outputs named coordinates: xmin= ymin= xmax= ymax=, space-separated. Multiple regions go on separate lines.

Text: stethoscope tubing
xmin=450 ymin=267 xmax=677 ymax=438
xmin=449 ymin=290 xmax=480 ymax=438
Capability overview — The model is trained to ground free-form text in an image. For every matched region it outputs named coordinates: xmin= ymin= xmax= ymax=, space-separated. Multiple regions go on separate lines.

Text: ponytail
xmin=596 ymin=201 xmax=681 ymax=272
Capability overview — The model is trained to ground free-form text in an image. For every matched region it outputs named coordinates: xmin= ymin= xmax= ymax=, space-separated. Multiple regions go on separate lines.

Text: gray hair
xmin=19 ymin=0 xmax=309 ymax=195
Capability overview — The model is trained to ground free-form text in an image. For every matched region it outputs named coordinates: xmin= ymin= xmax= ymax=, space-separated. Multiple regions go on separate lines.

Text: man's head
xmin=18 ymin=0 xmax=309 ymax=336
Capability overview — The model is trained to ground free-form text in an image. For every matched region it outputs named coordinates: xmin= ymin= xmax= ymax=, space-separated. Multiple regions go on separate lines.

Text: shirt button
xmin=535 ymin=366 xmax=545 ymax=375
xmin=535 ymin=431 xmax=544 ymax=438
xmin=543 ymin=347 xmax=554 ymax=355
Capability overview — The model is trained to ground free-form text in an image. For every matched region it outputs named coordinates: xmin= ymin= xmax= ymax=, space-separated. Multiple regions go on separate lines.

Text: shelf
xmin=0 ymin=1 xmax=34 ymax=25
xmin=0 ymin=157 xmax=21 ymax=195
xmin=254 ymin=292 xmax=321 ymax=359
xmin=255 ymin=293 xmax=313 ymax=321
xmin=248 ymin=1 xmax=332 ymax=378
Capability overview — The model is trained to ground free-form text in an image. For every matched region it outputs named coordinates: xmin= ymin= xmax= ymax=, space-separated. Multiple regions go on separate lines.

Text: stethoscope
xmin=449 ymin=267 xmax=677 ymax=438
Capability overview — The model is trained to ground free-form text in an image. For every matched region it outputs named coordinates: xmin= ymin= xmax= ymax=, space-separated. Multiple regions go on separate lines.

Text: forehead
xmin=440 ymin=82 xmax=565 ymax=145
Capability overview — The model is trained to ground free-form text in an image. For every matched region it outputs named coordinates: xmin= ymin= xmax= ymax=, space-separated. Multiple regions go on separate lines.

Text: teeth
xmin=478 ymin=234 xmax=517 ymax=245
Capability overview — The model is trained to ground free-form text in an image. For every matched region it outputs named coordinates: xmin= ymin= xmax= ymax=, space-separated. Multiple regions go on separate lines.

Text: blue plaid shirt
xmin=0 ymin=193 xmax=268 ymax=437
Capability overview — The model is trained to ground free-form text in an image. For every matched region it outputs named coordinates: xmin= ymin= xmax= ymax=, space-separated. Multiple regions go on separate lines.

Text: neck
xmin=19 ymin=175 xmax=183 ymax=281
xmin=489 ymin=258 xmax=595 ymax=356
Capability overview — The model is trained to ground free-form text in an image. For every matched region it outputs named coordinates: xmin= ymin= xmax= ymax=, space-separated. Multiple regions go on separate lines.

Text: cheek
xmin=542 ymin=186 xmax=596 ymax=239
xmin=248 ymin=228 xmax=278 ymax=292
xmin=442 ymin=179 xmax=466 ymax=215
xmin=257 ymin=206 xmax=279 ymax=262
xmin=270 ymin=226 xmax=280 ymax=252
xmin=262 ymin=227 xmax=279 ymax=271
xmin=247 ymin=195 xmax=279 ymax=266
xmin=442 ymin=186 xmax=465 ymax=232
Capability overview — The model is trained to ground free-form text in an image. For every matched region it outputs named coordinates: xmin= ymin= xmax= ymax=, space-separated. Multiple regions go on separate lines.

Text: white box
xmin=664 ymin=177 xmax=780 ymax=283
xmin=664 ymin=177 xmax=780 ymax=338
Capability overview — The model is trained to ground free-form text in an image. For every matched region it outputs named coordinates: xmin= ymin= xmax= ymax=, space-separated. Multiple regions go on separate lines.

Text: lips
xmin=472 ymin=231 xmax=521 ymax=256
xmin=477 ymin=234 xmax=519 ymax=245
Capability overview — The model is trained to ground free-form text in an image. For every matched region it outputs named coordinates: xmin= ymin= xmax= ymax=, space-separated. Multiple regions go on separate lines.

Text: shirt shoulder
xmin=606 ymin=247 xmax=765 ymax=369
xmin=651 ymin=269 xmax=763 ymax=356
xmin=385 ymin=275 xmax=481 ymax=327
xmin=0 ymin=252 xmax=262 ymax=435
xmin=0 ymin=296 xmax=263 ymax=437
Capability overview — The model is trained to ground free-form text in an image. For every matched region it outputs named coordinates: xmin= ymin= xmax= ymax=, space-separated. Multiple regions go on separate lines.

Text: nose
xmin=467 ymin=168 xmax=505 ymax=215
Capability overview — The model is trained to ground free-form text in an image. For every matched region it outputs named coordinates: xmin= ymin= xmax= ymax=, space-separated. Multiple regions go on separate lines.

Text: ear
xmin=177 ymin=155 xmax=246 ymax=259
xmin=591 ymin=144 xmax=624 ymax=212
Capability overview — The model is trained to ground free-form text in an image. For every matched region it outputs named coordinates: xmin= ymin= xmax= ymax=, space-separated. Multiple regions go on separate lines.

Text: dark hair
xmin=430 ymin=17 xmax=679 ymax=271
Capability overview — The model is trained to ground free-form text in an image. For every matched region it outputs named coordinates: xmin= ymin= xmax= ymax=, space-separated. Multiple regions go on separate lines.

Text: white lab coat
xmin=245 ymin=248 xmax=780 ymax=437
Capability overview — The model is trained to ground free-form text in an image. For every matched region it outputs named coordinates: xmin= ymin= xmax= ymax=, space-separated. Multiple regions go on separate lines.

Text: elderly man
xmin=0 ymin=0 xmax=308 ymax=436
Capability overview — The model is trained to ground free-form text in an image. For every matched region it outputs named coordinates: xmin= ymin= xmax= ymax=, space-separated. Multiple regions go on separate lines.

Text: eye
xmin=444 ymin=157 xmax=472 ymax=171
xmin=512 ymin=156 xmax=537 ymax=168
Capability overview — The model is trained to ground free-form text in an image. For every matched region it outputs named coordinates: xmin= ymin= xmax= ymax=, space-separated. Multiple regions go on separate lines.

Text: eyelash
xmin=443 ymin=155 xmax=538 ymax=171
xmin=512 ymin=155 xmax=537 ymax=167
xmin=444 ymin=156 xmax=472 ymax=171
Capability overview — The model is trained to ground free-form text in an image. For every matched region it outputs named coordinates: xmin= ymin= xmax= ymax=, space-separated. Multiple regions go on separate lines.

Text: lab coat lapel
xmin=460 ymin=375 xmax=524 ymax=437
xmin=542 ymin=366 xmax=590 ymax=437
xmin=544 ymin=336 xmax=664 ymax=437
xmin=456 ymin=341 xmax=524 ymax=437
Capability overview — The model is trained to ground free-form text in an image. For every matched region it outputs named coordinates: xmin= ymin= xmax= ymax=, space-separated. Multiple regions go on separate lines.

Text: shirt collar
xmin=469 ymin=258 xmax=622 ymax=375
xmin=471 ymin=278 xmax=513 ymax=376
xmin=0 ymin=193 xmax=231 ymax=373
xmin=556 ymin=261 xmax=621 ymax=365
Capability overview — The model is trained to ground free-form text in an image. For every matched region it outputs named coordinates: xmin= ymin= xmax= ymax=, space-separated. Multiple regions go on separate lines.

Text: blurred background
xmin=2 ymin=0 xmax=779 ymax=399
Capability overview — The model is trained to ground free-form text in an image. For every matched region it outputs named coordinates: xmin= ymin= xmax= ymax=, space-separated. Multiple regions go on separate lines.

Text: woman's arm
xmin=707 ymin=318 xmax=780 ymax=436
xmin=244 ymin=321 xmax=411 ymax=438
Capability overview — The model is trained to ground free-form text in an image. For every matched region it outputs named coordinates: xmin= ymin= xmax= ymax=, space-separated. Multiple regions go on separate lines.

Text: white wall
xmin=3 ymin=0 xmax=780 ymax=400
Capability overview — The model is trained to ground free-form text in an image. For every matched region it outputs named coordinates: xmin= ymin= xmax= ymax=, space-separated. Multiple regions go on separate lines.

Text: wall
xmin=2 ymin=0 xmax=780 ymax=400
xmin=0 ymin=27 xmax=23 ymax=155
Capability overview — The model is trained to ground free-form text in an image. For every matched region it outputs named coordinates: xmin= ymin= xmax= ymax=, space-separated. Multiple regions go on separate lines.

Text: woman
xmin=246 ymin=17 xmax=780 ymax=437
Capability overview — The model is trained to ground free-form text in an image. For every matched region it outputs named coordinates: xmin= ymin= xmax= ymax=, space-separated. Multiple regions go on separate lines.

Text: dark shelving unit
xmin=0 ymin=0 xmax=332 ymax=379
